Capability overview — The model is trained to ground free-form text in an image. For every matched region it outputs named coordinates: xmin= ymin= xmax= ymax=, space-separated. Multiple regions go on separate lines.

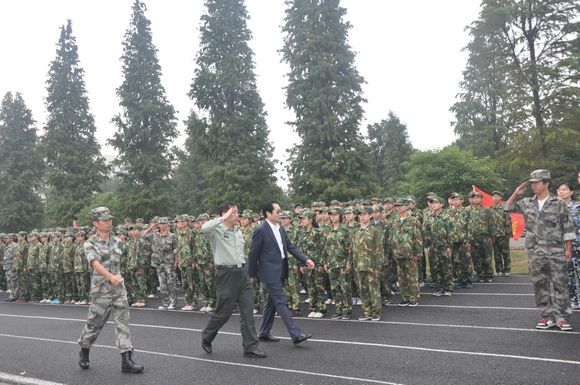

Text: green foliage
xmin=42 ymin=20 xmax=107 ymax=227
xmin=368 ymin=112 xmax=414 ymax=195
xmin=0 ymin=92 xmax=44 ymax=232
xmin=77 ymin=192 xmax=121 ymax=227
xmin=109 ymin=0 xmax=177 ymax=221
xmin=180 ymin=0 xmax=281 ymax=213
xmin=281 ymin=0 xmax=378 ymax=203
xmin=396 ymin=146 xmax=504 ymax=206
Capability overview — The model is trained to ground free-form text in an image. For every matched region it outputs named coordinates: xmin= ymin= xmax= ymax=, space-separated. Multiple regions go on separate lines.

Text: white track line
xmin=0 ymin=333 xmax=403 ymax=385
xmin=0 ymin=371 xmax=65 ymax=385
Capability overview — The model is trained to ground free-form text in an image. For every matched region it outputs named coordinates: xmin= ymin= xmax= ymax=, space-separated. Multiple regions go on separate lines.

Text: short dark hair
xmin=218 ymin=200 xmax=237 ymax=216
xmin=262 ymin=201 xmax=280 ymax=218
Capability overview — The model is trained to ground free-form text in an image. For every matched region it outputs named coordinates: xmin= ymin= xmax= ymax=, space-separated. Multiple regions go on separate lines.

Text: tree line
xmin=0 ymin=0 xmax=577 ymax=231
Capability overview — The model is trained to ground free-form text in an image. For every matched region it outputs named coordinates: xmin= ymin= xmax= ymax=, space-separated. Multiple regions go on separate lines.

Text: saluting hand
xmin=514 ymin=181 xmax=528 ymax=196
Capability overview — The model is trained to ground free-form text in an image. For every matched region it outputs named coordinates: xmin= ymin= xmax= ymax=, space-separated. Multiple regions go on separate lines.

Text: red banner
xmin=472 ymin=185 xmax=526 ymax=240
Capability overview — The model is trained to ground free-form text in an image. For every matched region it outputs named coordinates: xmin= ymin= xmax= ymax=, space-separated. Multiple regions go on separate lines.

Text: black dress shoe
xmin=201 ymin=340 xmax=212 ymax=354
xmin=292 ymin=333 xmax=312 ymax=345
xmin=258 ymin=334 xmax=280 ymax=342
xmin=243 ymin=350 xmax=267 ymax=358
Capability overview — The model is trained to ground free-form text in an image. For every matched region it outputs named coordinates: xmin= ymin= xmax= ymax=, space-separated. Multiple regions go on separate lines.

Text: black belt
xmin=216 ymin=263 xmax=245 ymax=269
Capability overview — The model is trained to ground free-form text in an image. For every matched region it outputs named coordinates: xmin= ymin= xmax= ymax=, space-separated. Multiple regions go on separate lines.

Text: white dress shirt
xmin=266 ymin=219 xmax=285 ymax=259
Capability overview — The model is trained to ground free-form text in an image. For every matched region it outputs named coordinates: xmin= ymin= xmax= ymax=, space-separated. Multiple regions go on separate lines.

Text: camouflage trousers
xmin=156 ymin=264 xmax=177 ymax=306
xmin=199 ymin=265 xmax=216 ymax=307
xmin=529 ymin=254 xmax=572 ymax=321
xmin=78 ymin=289 xmax=133 ymax=353
xmin=452 ymin=242 xmax=472 ymax=284
xmin=471 ymin=238 xmax=493 ymax=279
xmin=397 ymin=257 xmax=420 ymax=302
xmin=40 ymin=272 xmax=51 ymax=299
xmin=567 ymin=250 xmax=580 ymax=303
xmin=253 ymin=278 xmax=264 ymax=311
xmin=0 ymin=266 xmax=6 ymax=290
xmin=430 ymin=247 xmax=453 ymax=291
xmin=147 ymin=267 xmax=159 ymax=295
xmin=50 ymin=271 xmax=64 ymax=301
xmin=63 ymin=271 xmax=78 ymax=301
xmin=17 ymin=270 xmax=29 ymax=300
xmin=329 ymin=267 xmax=352 ymax=315
xmin=122 ymin=269 xmax=134 ymax=304
xmin=381 ymin=253 xmax=398 ymax=298
xmin=492 ymin=236 xmax=511 ymax=274
xmin=419 ymin=249 xmax=427 ymax=282
xmin=306 ymin=268 xmax=326 ymax=313
xmin=28 ymin=271 xmax=42 ymax=301
xmin=76 ymin=272 xmax=91 ymax=302
xmin=5 ymin=269 xmax=18 ymax=299
xmin=132 ymin=269 xmax=148 ymax=303
xmin=180 ymin=266 xmax=199 ymax=306
xmin=356 ymin=269 xmax=381 ymax=317
xmin=286 ymin=266 xmax=301 ymax=311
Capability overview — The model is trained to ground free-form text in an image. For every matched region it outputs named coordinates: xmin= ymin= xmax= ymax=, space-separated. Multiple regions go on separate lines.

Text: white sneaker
xmin=571 ymin=302 xmax=580 ymax=310
xmin=205 ymin=306 xmax=214 ymax=312
xmin=200 ymin=306 xmax=207 ymax=312
xmin=158 ymin=305 xmax=168 ymax=310
xmin=181 ymin=305 xmax=192 ymax=311
xmin=305 ymin=298 xmax=310 ymax=303
xmin=300 ymin=289 xmax=306 ymax=294
xmin=419 ymin=282 xmax=425 ymax=288
xmin=307 ymin=311 xmax=316 ymax=318
xmin=352 ymin=298 xmax=357 ymax=305
xmin=443 ymin=291 xmax=452 ymax=297
xmin=168 ymin=303 xmax=176 ymax=310
xmin=356 ymin=298 xmax=362 ymax=305
xmin=313 ymin=312 xmax=324 ymax=318
xmin=504 ymin=272 xmax=511 ymax=276
xmin=325 ymin=298 xmax=332 ymax=305
xmin=253 ymin=309 xmax=258 ymax=314
xmin=148 ymin=294 xmax=156 ymax=298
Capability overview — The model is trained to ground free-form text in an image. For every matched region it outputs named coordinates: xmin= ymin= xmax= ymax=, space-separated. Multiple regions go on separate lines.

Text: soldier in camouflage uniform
xmin=324 ymin=208 xmax=353 ymax=319
xmin=26 ymin=232 xmax=42 ymax=302
xmin=3 ymin=234 xmax=18 ymax=302
xmin=390 ymin=198 xmax=423 ymax=306
xmin=145 ymin=217 xmax=178 ymax=310
xmin=39 ymin=233 xmax=51 ymax=303
xmin=0 ymin=235 xmax=5 ymax=292
xmin=408 ymin=197 xmax=426 ymax=285
xmin=381 ymin=198 xmax=399 ymax=301
xmin=15 ymin=231 xmax=29 ymax=302
xmin=195 ymin=213 xmax=216 ymax=312
xmin=297 ymin=210 xmax=326 ymax=317
xmin=447 ymin=193 xmax=473 ymax=288
xmin=281 ymin=211 xmax=302 ymax=315
xmin=506 ymin=170 xmax=575 ymax=331
xmin=423 ymin=197 xmax=453 ymax=296
xmin=352 ymin=207 xmax=383 ymax=320
xmin=344 ymin=207 xmax=361 ymax=303
xmin=63 ymin=231 xmax=79 ymax=303
xmin=129 ymin=224 xmax=149 ymax=307
xmin=77 ymin=207 xmax=144 ymax=373
xmin=491 ymin=191 xmax=512 ymax=276
xmin=466 ymin=191 xmax=494 ymax=282
xmin=176 ymin=215 xmax=197 ymax=310
xmin=74 ymin=231 xmax=90 ymax=305
xmin=48 ymin=232 xmax=64 ymax=304
xmin=557 ymin=183 xmax=580 ymax=310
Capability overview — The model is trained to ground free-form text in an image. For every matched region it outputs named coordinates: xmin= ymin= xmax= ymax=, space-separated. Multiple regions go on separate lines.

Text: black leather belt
xmin=216 ymin=263 xmax=245 ymax=269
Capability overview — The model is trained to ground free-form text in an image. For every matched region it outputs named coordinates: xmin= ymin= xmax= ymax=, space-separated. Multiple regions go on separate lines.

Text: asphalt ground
xmin=1 ymin=274 xmax=579 ymax=385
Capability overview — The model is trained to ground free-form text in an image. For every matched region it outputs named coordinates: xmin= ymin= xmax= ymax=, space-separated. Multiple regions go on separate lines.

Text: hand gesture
xmin=306 ymin=259 xmax=315 ymax=269
xmin=110 ymin=275 xmax=124 ymax=286
xmin=514 ymin=181 xmax=528 ymax=196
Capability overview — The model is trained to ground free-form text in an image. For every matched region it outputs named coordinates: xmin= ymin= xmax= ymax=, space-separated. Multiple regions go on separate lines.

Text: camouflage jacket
xmin=383 ymin=210 xmax=399 ymax=254
xmin=48 ymin=242 xmax=63 ymax=272
xmin=491 ymin=203 xmax=513 ymax=238
xmin=506 ymin=194 xmax=575 ymax=257
xmin=465 ymin=205 xmax=493 ymax=242
xmin=423 ymin=211 xmax=451 ymax=250
xmin=26 ymin=240 xmax=42 ymax=271
xmin=39 ymin=242 xmax=50 ymax=272
xmin=296 ymin=226 xmax=324 ymax=264
xmin=192 ymin=229 xmax=212 ymax=266
xmin=0 ymin=243 xmax=4 ymax=268
xmin=176 ymin=229 xmax=194 ymax=267
xmin=241 ymin=224 xmax=255 ymax=261
xmin=351 ymin=224 xmax=384 ymax=272
xmin=128 ymin=236 xmax=149 ymax=270
xmin=445 ymin=207 xmax=468 ymax=244
xmin=120 ymin=239 xmax=131 ymax=274
xmin=390 ymin=215 xmax=423 ymax=259
xmin=151 ymin=232 xmax=177 ymax=267
xmin=74 ymin=241 xmax=89 ymax=273
xmin=14 ymin=241 xmax=28 ymax=270
xmin=62 ymin=241 xmax=76 ymax=273
xmin=85 ymin=233 xmax=125 ymax=295
xmin=567 ymin=200 xmax=580 ymax=250
xmin=324 ymin=225 xmax=352 ymax=270
xmin=3 ymin=243 xmax=17 ymax=270
xmin=285 ymin=225 xmax=301 ymax=267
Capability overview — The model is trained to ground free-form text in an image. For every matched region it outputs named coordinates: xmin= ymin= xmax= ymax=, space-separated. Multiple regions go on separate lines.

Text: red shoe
xmin=536 ymin=319 xmax=556 ymax=329
xmin=556 ymin=319 xmax=572 ymax=331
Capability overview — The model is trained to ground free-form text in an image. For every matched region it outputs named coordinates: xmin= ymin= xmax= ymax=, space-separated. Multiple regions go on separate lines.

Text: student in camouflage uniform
xmin=15 ymin=232 xmax=29 ymax=302
xmin=423 ymin=197 xmax=453 ymax=296
xmin=0 ymin=236 xmax=6 ymax=292
xmin=506 ymin=170 xmax=575 ymax=331
xmin=194 ymin=213 xmax=216 ymax=312
xmin=281 ymin=211 xmax=302 ymax=316
xmin=381 ymin=198 xmax=399 ymax=300
xmin=324 ymin=208 xmax=353 ymax=319
xmin=176 ymin=215 xmax=197 ymax=310
xmin=3 ymin=234 xmax=18 ymax=302
xmin=352 ymin=207 xmax=383 ymax=320
xmin=26 ymin=232 xmax=42 ymax=302
xmin=491 ymin=191 xmax=512 ymax=276
xmin=74 ymin=231 xmax=90 ymax=305
xmin=556 ymin=183 xmax=580 ymax=310
xmin=408 ymin=197 xmax=426 ymax=285
xmin=38 ymin=233 xmax=51 ymax=303
xmin=129 ymin=224 xmax=148 ymax=307
xmin=447 ymin=193 xmax=473 ymax=288
xmin=297 ymin=210 xmax=326 ymax=318
xmin=145 ymin=217 xmax=177 ymax=310
xmin=77 ymin=207 xmax=144 ymax=373
xmin=62 ymin=231 xmax=78 ymax=303
xmin=466 ymin=191 xmax=494 ymax=282
xmin=49 ymin=232 xmax=64 ymax=304
xmin=390 ymin=198 xmax=422 ymax=306
xmin=344 ymin=207 xmax=361 ymax=303
xmin=241 ymin=210 xmax=262 ymax=313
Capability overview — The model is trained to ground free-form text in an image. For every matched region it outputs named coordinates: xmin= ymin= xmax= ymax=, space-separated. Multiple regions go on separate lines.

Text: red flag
xmin=472 ymin=185 xmax=526 ymax=240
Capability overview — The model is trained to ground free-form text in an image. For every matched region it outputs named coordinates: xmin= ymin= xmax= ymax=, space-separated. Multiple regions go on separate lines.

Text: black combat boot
xmin=79 ymin=348 xmax=90 ymax=369
xmin=121 ymin=350 xmax=144 ymax=373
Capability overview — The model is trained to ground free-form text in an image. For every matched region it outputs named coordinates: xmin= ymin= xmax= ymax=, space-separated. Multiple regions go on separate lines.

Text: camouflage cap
xmin=28 ymin=231 xmax=39 ymax=238
xmin=425 ymin=192 xmax=437 ymax=199
xmin=91 ymin=207 xmax=114 ymax=221
xmin=469 ymin=191 xmax=483 ymax=198
xmin=406 ymin=195 xmax=417 ymax=203
xmin=318 ymin=207 xmax=329 ymax=213
xmin=449 ymin=192 xmax=462 ymax=199
xmin=431 ymin=196 xmax=445 ymax=204
xmin=329 ymin=199 xmax=341 ymax=206
xmin=383 ymin=197 xmax=395 ymax=204
xmin=491 ymin=191 xmax=503 ymax=197
xmin=358 ymin=206 xmax=373 ymax=214
xmin=293 ymin=202 xmax=303 ymax=208
xmin=343 ymin=208 xmax=354 ymax=215
xmin=241 ymin=209 xmax=254 ymax=219
xmin=298 ymin=209 xmax=316 ymax=219
xmin=529 ymin=169 xmax=551 ymax=182
xmin=394 ymin=198 xmax=409 ymax=206
xmin=17 ymin=231 xmax=28 ymax=237
xmin=196 ymin=213 xmax=210 ymax=221
xmin=157 ymin=217 xmax=169 ymax=224
xmin=328 ymin=208 xmax=342 ymax=215
xmin=52 ymin=231 xmax=62 ymax=238
xmin=135 ymin=218 xmax=144 ymax=223
xmin=75 ymin=230 xmax=86 ymax=237
xmin=39 ymin=232 xmax=48 ymax=238
xmin=280 ymin=210 xmax=292 ymax=218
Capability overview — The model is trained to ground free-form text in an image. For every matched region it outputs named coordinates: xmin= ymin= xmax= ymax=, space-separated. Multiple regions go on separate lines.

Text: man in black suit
xmin=248 ymin=201 xmax=315 ymax=345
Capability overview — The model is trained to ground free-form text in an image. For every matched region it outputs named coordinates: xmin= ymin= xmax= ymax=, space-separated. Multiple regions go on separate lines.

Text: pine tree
xmin=367 ymin=112 xmax=414 ymax=195
xmin=0 ymin=92 xmax=44 ymax=232
xmin=281 ymin=0 xmax=377 ymax=203
xmin=109 ymin=0 xmax=177 ymax=220
xmin=183 ymin=0 xmax=281 ymax=212
xmin=42 ymin=20 xmax=106 ymax=226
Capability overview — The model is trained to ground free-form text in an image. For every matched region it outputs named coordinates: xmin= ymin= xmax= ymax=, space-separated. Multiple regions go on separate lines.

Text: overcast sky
xmin=0 ymin=0 xmax=481 ymax=187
